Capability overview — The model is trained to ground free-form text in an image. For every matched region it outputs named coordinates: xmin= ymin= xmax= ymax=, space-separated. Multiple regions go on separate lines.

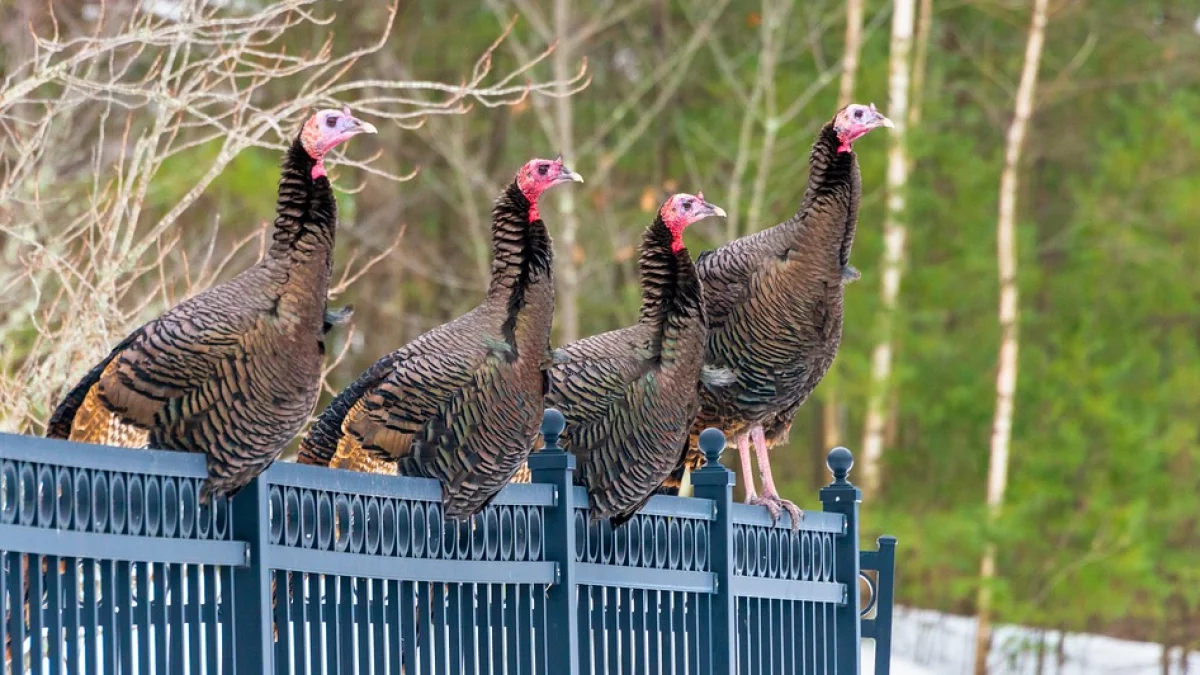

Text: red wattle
xmin=311 ymin=161 xmax=327 ymax=180
xmin=529 ymin=202 xmax=540 ymax=223
xmin=662 ymin=215 xmax=687 ymax=252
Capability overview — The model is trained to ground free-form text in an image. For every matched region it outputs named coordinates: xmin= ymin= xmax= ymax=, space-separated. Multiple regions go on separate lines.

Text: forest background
xmin=1 ymin=0 xmax=1198 ymax=667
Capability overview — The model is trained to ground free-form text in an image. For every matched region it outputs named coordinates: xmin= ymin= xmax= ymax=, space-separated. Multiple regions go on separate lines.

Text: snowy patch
xmin=888 ymin=606 xmax=1200 ymax=674
xmin=864 ymin=640 xmax=939 ymax=675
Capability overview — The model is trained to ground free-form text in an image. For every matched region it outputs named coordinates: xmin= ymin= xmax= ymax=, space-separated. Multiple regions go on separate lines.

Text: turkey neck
xmin=264 ymin=138 xmax=338 ymax=317
xmin=785 ymin=123 xmax=861 ymax=270
xmin=640 ymin=217 xmax=704 ymax=365
xmin=490 ymin=181 xmax=554 ymax=347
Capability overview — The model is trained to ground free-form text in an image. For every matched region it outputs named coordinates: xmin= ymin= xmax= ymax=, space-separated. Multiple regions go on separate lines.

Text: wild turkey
xmin=665 ymin=103 xmax=892 ymax=527
xmin=547 ymin=193 xmax=727 ymax=526
xmin=297 ymin=157 xmax=583 ymax=520
xmin=46 ymin=107 xmax=377 ymax=503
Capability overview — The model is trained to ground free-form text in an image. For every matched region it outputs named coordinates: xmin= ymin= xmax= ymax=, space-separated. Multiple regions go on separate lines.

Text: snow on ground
xmin=864 ymin=640 xmax=939 ymax=675
xmin=873 ymin=606 xmax=1200 ymax=674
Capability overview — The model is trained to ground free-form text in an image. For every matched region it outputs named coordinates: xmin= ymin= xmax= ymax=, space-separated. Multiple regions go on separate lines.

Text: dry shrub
xmin=0 ymin=0 xmax=587 ymax=433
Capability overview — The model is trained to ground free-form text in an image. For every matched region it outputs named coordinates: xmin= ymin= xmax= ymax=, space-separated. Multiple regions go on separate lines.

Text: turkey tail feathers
xmin=297 ymin=354 xmax=396 ymax=466
xmin=46 ymin=329 xmax=143 ymax=439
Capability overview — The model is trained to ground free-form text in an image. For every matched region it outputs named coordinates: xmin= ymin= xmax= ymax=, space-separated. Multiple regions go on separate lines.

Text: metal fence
xmin=1 ymin=410 xmax=896 ymax=674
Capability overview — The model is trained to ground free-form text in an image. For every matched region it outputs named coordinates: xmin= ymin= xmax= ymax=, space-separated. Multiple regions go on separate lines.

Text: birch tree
xmin=909 ymin=0 xmax=935 ymax=127
xmin=973 ymin=0 xmax=1050 ymax=671
xmin=860 ymin=0 xmax=916 ymax=495
xmin=839 ymin=0 xmax=865 ymax=107
xmin=552 ymin=0 xmax=583 ymax=342
xmin=822 ymin=0 xmax=869 ymax=451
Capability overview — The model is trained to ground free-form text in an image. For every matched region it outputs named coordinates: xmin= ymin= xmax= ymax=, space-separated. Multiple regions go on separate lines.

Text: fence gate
xmin=1 ymin=410 xmax=896 ymax=674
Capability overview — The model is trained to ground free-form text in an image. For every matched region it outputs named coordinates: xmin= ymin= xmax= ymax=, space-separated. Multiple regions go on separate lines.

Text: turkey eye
xmin=683 ymin=201 xmax=692 ymax=210
xmin=853 ymin=109 xmax=863 ymax=120
xmin=325 ymin=116 xmax=338 ymax=128
xmin=537 ymin=164 xmax=549 ymax=176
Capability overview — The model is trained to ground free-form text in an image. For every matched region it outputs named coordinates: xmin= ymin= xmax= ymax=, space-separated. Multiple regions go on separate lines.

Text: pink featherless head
xmin=299 ymin=106 xmax=377 ymax=178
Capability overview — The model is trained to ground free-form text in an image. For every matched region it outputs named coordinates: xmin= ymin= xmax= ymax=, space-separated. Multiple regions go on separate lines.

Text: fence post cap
xmin=529 ymin=407 xmax=574 ymax=473
xmin=541 ymin=408 xmax=566 ymax=446
xmin=698 ymin=427 xmax=726 ymax=464
xmin=826 ymin=447 xmax=853 ymax=484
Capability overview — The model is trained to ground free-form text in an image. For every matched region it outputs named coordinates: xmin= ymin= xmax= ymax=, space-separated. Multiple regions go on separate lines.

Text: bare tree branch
xmin=0 ymin=0 xmax=588 ymax=433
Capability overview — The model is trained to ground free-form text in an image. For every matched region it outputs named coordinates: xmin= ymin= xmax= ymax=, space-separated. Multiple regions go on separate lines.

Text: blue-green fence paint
xmin=0 ymin=410 xmax=895 ymax=673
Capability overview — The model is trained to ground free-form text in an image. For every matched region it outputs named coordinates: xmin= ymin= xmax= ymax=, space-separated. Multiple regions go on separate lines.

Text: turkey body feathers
xmin=669 ymin=124 xmax=862 ymax=487
xmin=548 ymin=220 xmax=708 ymax=525
xmin=302 ymin=183 xmax=555 ymax=519
xmin=48 ymin=140 xmax=340 ymax=502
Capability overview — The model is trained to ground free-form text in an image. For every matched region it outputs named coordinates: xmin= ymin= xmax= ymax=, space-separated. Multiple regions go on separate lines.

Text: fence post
xmin=690 ymin=428 xmax=735 ymax=675
xmin=527 ymin=408 xmax=579 ymax=675
xmin=872 ymin=535 xmax=898 ymax=675
xmin=229 ymin=477 xmax=273 ymax=672
xmin=820 ymin=447 xmax=863 ymax=675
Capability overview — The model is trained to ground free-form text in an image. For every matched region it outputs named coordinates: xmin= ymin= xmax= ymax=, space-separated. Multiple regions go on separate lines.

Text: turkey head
xmin=832 ymin=103 xmax=893 ymax=153
xmin=516 ymin=156 xmax=584 ymax=221
xmin=660 ymin=191 xmax=727 ymax=253
xmin=301 ymin=106 xmax=378 ymax=179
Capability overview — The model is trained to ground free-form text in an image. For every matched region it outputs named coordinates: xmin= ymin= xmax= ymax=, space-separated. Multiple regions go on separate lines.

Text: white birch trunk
xmin=860 ymin=0 xmax=915 ymax=496
xmin=909 ymin=0 xmax=935 ymax=128
xmin=553 ymin=0 xmax=581 ymax=342
xmin=838 ymin=0 xmax=865 ymax=107
xmin=826 ymin=0 xmax=867 ymax=451
xmin=973 ymin=0 xmax=1049 ymax=671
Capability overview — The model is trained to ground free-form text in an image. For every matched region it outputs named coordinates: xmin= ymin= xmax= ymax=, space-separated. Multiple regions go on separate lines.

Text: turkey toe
xmin=751 ymin=493 xmax=804 ymax=531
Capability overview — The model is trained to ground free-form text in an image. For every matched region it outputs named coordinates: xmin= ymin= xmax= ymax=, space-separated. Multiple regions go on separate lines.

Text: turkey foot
xmin=750 ymin=492 xmax=804 ymax=530
xmin=749 ymin=424 xmax=803 ymax=530
xmin=736 ymin=432 xmax=759 ymax=502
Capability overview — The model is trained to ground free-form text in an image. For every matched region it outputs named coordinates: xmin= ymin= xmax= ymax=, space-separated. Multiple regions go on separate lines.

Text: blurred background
xmin=2 ymin=0 xmax=1199 ymax=671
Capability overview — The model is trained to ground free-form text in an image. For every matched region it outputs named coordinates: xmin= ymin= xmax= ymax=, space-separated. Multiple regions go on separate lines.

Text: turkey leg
xmin=749 ymin=424 xmax=804 ymax=530
xmin=738 ymin=432 xmax=759 ymax=503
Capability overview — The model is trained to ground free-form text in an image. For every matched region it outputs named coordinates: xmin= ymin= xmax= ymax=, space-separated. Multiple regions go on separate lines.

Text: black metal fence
xmin=1 ymin=410 xmax=896 ymax=674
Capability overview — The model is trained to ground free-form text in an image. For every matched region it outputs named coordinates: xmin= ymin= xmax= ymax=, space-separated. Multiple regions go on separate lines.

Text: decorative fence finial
xmin=826 ymin=447 xmax=854 ymax=485
xmin=541 ymin=408 xmax=565 ymax=451
xmin=698 ymin=427 xmax=726 ymax=465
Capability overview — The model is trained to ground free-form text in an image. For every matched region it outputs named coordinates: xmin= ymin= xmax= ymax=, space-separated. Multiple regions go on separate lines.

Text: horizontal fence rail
xmin=1 ymin=411 xmax=896 ymax=674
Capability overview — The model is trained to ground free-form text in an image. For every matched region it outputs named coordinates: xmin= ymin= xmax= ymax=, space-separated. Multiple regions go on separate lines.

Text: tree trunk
xmin=860 ymin=0 xmax=915 ymax=496
xmin=1034 ymin=629 xmax=1047 ymax=675
xmin=825 ymin=0 xmax=867 ymax=454
xmin=972 ymin=0 xmax=1049 ymax=672
xmin=838 ymin=0 xmax=865 ymax=106
xmin=908 ymin=0 xmax=935 ymax=128
xmin=822 ymin=381 xmax=842 ymax=449
xmin=553 ymin=0 xmax=581 ymax=343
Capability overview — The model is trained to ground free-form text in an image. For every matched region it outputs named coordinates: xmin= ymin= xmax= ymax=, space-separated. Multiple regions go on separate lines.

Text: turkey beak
xmin=349 ymin=117 xmax=378 ymax=135
xmin=338 ymin=110 xmax=376 ymax=136
xmin=700 ymin=200 xmax=727 ymax=219
xmin=866 ymin=102 xmax=894 ymax=130
xmin=557 ymin=167 xmax=585 ymax=185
